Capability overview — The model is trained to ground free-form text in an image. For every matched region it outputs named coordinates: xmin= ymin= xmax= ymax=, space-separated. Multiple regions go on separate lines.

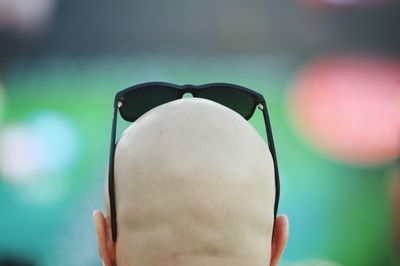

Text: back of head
xmin=111 ymin=98 xmax=275 ymax=266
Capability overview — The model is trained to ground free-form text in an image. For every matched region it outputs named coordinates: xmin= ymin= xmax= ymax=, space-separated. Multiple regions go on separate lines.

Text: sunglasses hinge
xmin=117 ymin=101 xmax=123 ymax=108
xmin=257 ymin=103 xmax=264 ymax=110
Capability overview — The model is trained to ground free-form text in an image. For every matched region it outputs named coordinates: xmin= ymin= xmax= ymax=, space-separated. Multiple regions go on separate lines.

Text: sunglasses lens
xmin=198 ymin=87 xmax=257 ymax=119
xmin=119 ymin=86 xmax=179 ymax=121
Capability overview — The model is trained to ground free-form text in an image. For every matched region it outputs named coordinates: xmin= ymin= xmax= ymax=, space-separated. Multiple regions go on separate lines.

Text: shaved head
xmin=100 ymin=98 xmax=283 ymax=266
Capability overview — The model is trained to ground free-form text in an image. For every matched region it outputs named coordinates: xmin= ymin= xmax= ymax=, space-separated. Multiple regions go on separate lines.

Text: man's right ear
xmin=93 ymin=210 xmax=117 ymax=266
xmin=270 ymin=215 xmax=289 ymax=266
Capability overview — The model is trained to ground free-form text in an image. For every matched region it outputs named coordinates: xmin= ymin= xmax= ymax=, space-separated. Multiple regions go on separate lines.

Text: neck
xmin=117 ymin=252 xmax=268 ymax=266
xmin=163 ymin=253 xmax=267 ymax=266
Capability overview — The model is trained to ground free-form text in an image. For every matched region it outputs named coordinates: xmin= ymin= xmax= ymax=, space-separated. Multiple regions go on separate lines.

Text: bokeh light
xmin=27 ymin=111 xmax=81 ymax=174
xmin=0 ymin=0 xmax=56 ymax=34
xmin=288 ymin=55 xmax=400 ymax=166
xmin=0 ymin=123 xmax=40 ymax=184
xmin=0 ymin=110 xmax=80 ymax=205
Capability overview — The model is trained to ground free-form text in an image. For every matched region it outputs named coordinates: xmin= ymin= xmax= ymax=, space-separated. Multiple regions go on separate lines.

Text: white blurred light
xmin=28 ymin=111 xmax=80 ymax=173
xmin=0 ymin=0 xmax=56 ymax=34
xmin=0 ymin=123 xmax=42 ymax=184
xmin=0 ymin=110 xmax=80 ymax=205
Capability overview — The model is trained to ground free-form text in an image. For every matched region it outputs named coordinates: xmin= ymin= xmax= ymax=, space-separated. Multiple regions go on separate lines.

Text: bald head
xmin=102 ymin=98 xmax=280 ymax=266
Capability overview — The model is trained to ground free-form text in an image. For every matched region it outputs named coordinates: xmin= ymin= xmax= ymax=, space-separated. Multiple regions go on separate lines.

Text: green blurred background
xmin=0 ymin=1 xmax=399 ymax=265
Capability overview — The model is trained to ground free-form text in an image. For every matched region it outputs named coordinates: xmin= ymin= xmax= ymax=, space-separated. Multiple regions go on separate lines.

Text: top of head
xmin=113 ymin=98 xmax=275 ymax=265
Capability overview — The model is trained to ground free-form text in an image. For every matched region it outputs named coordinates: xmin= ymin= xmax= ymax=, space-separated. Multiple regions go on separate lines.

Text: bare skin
xmin=93 ymin=98 xmax=288 ymax=266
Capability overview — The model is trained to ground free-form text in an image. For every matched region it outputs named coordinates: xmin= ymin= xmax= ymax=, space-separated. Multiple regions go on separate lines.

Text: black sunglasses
xmin=108 ymin=82 xmax=280 ymax=241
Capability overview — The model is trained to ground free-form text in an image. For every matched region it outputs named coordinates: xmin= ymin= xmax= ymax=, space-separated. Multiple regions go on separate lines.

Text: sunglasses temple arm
xmin=261 ymin=100 xmax=280 ymax=218
xmin=108 ymin=101 xmax=118 ymax=241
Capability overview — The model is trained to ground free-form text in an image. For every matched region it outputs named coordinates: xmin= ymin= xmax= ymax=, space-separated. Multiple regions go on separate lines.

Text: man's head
xmin=93 ymin=98 xmax=288 ymax=266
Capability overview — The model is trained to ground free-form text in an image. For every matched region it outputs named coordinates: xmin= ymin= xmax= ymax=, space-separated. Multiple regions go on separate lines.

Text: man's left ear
xmin=93 ymin=210 xmax=117 ymax=266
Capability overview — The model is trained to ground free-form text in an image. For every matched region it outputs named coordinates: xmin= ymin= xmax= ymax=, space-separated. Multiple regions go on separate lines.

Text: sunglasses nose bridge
xmin=179 ymin=85 xmax=197 ymax=97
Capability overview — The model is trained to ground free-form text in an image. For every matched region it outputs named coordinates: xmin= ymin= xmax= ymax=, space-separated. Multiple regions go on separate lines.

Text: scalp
xmin=110 ymin=98 xmax=275 ymax=265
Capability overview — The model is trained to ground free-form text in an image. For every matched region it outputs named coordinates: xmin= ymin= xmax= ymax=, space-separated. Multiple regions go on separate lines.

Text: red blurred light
xmin=289 ymin=55 xmax=400 ymax=165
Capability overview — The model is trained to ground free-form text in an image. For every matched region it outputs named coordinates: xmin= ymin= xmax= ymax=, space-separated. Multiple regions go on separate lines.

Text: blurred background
xmin=0 ymin=0 xmax=399 ymax=265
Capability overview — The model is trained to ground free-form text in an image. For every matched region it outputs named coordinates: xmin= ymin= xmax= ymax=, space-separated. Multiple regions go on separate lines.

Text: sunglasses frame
xmin=108 ymin=82 xmax=280 ymax=241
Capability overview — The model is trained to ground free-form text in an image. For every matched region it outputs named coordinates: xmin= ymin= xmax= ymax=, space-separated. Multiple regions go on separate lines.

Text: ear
xmin=93 ymin=210 xmax=117 ymax=266
xmin=270 ymin=214 xmax=289 ymax=266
